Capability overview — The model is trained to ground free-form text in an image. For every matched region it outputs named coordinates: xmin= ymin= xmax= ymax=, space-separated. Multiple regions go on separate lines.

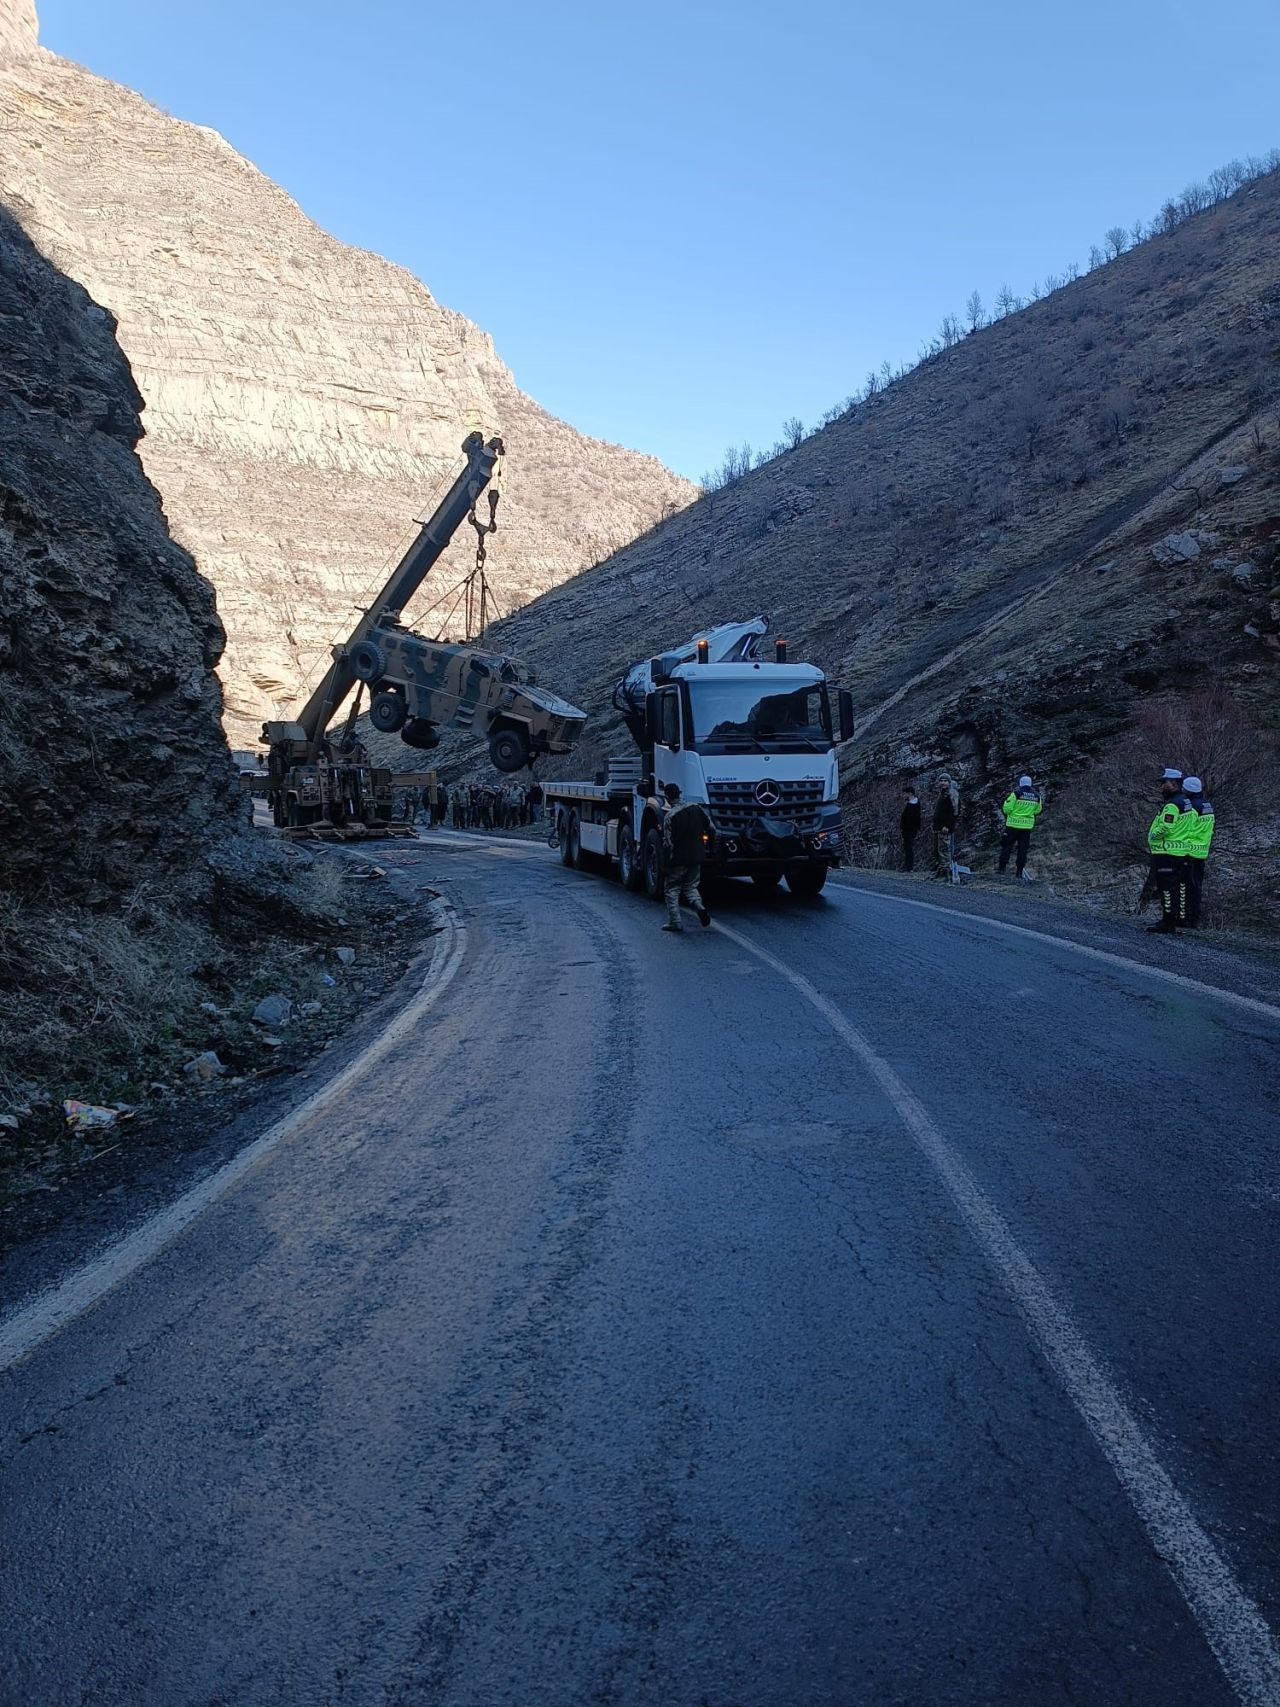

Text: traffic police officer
xmin=1147 ymin=767 xmax=1194 ymax=933
xmin=1182 ymin=777 xmax=1214 ymax=927
xmin=998 ymin=773 xmax=1043 ymax=881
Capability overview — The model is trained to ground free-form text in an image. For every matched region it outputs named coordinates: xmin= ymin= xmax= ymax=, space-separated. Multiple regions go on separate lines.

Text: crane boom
xmin=295 ymin=432 xmax=503 ymax=755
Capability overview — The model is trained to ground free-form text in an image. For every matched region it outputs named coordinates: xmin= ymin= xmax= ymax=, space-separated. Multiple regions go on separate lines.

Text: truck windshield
xmin=690 ymin=682 xmax=833 ymax=750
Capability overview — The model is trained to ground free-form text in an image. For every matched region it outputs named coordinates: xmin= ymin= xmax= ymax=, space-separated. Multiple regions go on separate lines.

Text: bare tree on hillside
xmin=938 ymin=313 xmax=963 ymax=348
xmin=1096 ymin=386 xmax=1134 ymax=447
xmin=1130 ymin=218 xmax=1146 ymax=246
xmin=965 ymin=290 xmax=986 ymax=333
xmin=1010 ymin=382 xmax=1048 ymax=460
xmin=1088 ymin=244 xmax=1105 ymax=269
xmin=783 ymin=415 xmax=805 ymax=449
xmin=994 ymin=283 xmax=1015 ymax=318
xmin=1103 ymin=226 xmax=1129 ymax=260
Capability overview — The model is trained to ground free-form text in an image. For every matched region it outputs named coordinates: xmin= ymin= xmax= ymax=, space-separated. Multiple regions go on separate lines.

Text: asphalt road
xmin=3 ymin=834 xmax=1278 ymax=1707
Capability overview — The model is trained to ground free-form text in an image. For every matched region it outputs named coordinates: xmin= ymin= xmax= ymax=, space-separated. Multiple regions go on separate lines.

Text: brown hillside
xmin=481 ymin=171 xmax=1280 ymax=927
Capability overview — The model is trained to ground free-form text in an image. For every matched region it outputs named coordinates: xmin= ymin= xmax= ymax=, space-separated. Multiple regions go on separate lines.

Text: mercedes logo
xmin=754 ymin=779 xmax=782 ymax=807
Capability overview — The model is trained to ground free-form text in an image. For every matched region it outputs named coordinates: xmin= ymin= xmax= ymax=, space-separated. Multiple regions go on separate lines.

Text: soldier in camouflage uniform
xmin=661 ymin=782 xmax=714 ymax=933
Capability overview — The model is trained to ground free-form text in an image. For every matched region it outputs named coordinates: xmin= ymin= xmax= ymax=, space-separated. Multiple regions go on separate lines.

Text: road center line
xmin=712 ymin=916 xmax=1280 ymax=1707
xmin=0 ymin=902 xmax=469 ymax=1374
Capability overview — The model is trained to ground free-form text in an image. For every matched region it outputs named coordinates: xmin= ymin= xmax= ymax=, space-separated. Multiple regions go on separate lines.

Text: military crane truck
xmin=263 ymin=433 xmax=587 ymax=836
xmin=543 ymin=618 xmax=854 ymax=899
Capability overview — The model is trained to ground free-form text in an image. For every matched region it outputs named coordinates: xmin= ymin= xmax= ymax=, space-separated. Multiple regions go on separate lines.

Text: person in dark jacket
xmin=900 ymin=787 xmax=922 ymax=871
xmin=932 ymin=775 xmax=959 ymax=877
xmin=661 ymin=782 xmax=713 ymax=932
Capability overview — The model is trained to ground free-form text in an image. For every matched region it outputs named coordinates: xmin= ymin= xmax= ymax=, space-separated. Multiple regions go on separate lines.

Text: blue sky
xmin=38 ymin=0 xmax=1280 ymax=481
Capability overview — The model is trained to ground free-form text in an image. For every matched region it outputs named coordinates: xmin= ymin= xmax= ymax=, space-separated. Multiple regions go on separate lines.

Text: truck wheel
xmin=350 ymin=639 xmax=387 ymax=683
xmin=751 ymin=869 xmax=783 ymax=890
xmin=617 ymin=821 xmax=644 ymax=891
xmin=565 ymin=811 xmax=583 ymax=869
xmin=642 ymin=826 xmax=664 ymax=901
xmin=558 ymin=810 xmax=578 ymax=867
xmin=786 ymin=865 xmax=829 ymax=899
xmin=489 ymin=723 xmax=531 ymax=774
xmin=370 ymin=689 xmax=407 ymax=734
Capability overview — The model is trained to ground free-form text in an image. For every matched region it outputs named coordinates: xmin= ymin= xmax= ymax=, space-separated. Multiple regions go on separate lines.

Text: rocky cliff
xmin=0 ymin=203 xmax=243 ymax=903
xmin=0 ymin=2 xmax=695 ymax=745
xmin=487 ymin=171 xmax=1280 ymax=926
xmin=0 ymin=0 xmax=33 ymax=61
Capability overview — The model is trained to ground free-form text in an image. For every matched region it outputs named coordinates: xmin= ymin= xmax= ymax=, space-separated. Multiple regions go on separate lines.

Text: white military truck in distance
xmin=543 ymin=618 xmax=854 ymax=900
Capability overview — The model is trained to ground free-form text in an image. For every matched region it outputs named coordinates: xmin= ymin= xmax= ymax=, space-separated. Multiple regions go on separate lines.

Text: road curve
xmin=2 ymin=836 xmax=1278 ymax=1707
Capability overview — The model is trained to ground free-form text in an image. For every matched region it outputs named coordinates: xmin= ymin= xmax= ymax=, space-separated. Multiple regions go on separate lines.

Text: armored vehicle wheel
xmin=350 ymin=639 xmax=387 ymax=683
xmin=489 ymin=722 xmax=531 ymax=773
xmin=642 ymin=826 xmax=664 ymax=902
xmin=751 ymin=869 xmax=783 ymax=889
xmin=401 ymin=716 xmax=441 ymax=750
xmin=617 ymin=821 xmax=644 ymax=892
xmin=370 ymin=689 xmax=407 ymax=734
xmin=786 ymin=865 xmax=829 ymax=898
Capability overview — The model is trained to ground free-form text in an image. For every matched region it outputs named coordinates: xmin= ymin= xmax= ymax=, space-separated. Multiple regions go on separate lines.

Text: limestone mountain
xmin=0 ymin=1 xmax=695 ymax=745
xmin=488 ymin=170 xmax=1280 ymax=926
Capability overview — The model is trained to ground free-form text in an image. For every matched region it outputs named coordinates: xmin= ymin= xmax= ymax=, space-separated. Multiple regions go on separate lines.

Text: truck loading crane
xmin=543 ymin=618 xmax=854 ymax=900
xmin=263 ymin=433 xmax=587 ymax=836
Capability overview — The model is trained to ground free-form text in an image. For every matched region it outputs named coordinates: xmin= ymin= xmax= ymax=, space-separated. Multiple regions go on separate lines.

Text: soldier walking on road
xmin=1182 ymin=776 xmax=1214 ymax=927
xmin=900 ymin=787 xmax=922 ymax=872
xmin=1146 ymin=766 xmax=1194 ymax=934
xmin=660 ymin=783 xmax=713 ymax=934
xmin=998 ymin=774 xmax=1042 ymax=882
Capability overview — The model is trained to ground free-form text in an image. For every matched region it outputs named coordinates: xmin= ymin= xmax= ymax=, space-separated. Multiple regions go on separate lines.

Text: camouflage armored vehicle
xmin=349 ymin=623 xmax=586 ymax=772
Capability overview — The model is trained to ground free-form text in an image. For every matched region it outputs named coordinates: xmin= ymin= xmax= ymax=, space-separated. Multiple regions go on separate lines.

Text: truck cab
xmin=544 ymin=619 xmax=852 ymax=901
xmin=644 ymin=654 xmax=846 ymax=891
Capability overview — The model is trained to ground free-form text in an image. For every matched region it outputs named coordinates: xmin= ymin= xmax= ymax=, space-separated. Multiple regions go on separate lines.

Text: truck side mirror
xmin=838 ymin=690 xmax=855 ymax=744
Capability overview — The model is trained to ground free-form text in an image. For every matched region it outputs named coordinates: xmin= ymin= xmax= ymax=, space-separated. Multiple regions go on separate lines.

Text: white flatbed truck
xmin=543 ymin=618 xmax=853 ymax=901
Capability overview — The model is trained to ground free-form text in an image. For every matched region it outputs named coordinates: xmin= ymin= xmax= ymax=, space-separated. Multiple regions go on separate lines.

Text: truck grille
xmin=705 ymin=778 xmax=826 ymax=833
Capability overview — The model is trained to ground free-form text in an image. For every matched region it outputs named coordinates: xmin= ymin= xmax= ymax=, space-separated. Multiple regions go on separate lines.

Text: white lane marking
xmin=0 ymin=904 xmax=469 ymax=1373
xmin=713 ymin=916 xmax=1280 ymax=1707
xmin=835 ymin=882 xmax=1280 ymax=1028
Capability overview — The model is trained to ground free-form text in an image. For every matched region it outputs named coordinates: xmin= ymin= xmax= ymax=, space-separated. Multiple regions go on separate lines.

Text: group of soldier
xmin=897 ymin=764 xmax=1216 ymax=932
xmin=450 ymin=780 xmax=542 ymax=832
xmin=398 ymin=784 xmax=447 ymax=827
xmin=396 ymin=778 xmax=546 ymax=832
